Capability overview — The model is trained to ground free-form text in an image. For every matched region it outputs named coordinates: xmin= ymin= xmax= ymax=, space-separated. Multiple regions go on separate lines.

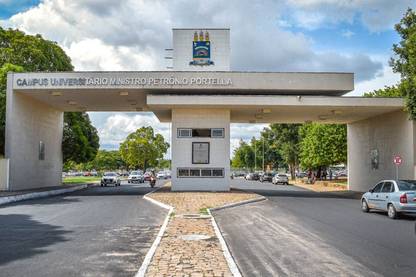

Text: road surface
xmin=214 ymin=179 xmax=416 ymax=277
xmin=0 ymin=181 xmax=166 ymax=277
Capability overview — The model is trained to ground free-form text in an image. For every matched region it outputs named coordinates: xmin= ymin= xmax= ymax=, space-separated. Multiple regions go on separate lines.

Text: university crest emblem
xmin=190 ymin=31 xmax=214 ymax=66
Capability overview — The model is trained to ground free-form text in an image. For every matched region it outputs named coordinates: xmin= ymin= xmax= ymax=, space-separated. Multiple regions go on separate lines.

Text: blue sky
xmin=0 ymin=0 xmax=414 ymax=156
xmin=0 ymin=0 xmax=40 ymax=19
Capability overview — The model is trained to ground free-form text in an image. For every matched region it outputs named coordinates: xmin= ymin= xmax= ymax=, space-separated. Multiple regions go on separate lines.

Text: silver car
xmin=272 ymin=174 xmax=289 ymax=185
xmin=128 ymin=171 xmax=144 ymax=183
xmin=101 ymin=172 xmax=121 ymax=187
xmin=361 ymin=180 xmax=416 ymax=219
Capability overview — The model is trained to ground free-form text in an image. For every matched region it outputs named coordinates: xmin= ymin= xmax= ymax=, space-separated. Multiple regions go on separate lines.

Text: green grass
xmin=199 ymin=207 xmax=210 ymax=215
xmin=62 ymin=176 xmax=101 ymax=184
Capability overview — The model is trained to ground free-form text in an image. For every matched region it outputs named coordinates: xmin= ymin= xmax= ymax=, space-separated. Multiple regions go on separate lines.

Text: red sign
xmin=393 ymin=156 xmax=402 ymax=165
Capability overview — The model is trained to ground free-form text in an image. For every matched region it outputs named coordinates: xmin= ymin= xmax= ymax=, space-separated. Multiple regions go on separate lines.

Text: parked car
xmin=157 ymin=171 xmax=168 ymax=179
xmin=335 ymin=170 xmax=348 ymax=179
xmin=245 ymin=173 xmax=259 ymax=181
xmin=272 ymin=174 xmax=289 ymax=185
xmin=361 ymin=180 xmax=416 ymax=219
xmin=101 ymin=172 xmax=121 ymax=187
xmin=260 ymin=172 xmax=274 ymax=182
xmin=296 ymin=172 xmax=307 ymax=178
xmin=128 ymin=171 xmax=144 ymax=183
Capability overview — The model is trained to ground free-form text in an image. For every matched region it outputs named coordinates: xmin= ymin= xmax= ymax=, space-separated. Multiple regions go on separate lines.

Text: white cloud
xmin=230 ymin=124 xmax=267 ymax=157
xmin=4 ymin=0 xmax=383 ymax=81
xmin=286 ymin=0 xmax=415 ymax=32
xmin=2 ymin=0 xmax=401 ymax=154
xmin=64 ymin=38 xmax=157 ymax=71
xmin=341 ymin=30 xmax=354 ymax=38
xmin=347 ymin=63 xmax=400 ymax=96
xmin=93 ymin=112 xmax=171 ymax=156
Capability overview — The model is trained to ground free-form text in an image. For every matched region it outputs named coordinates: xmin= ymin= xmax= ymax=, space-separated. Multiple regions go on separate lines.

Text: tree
xmin=120 ymin=126 xmax=169 ymax=170
xmin=232 ymin=139 xmax=255 ymax=170
xmin=365 ymin=9 xmax=416 ymax=117
xmin=260 ymin=127 xmax=284 ymax=170
xmin=267 ymin=124 xmax=301 ymax=179
xmin=299 ymin=123 xmax=347 ymax=170
xmin=363 ymin=85 xmax=401 ymax=98
xmin=0 ymin=63 xmax=23 ymax=154
xmin=62 ymin=112 xmax=99 ymax=164
xmin=0 ymin=27 xmax=99 ymax=161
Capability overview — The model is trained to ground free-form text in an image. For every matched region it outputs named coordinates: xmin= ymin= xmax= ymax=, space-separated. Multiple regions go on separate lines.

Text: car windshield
xmin=130 ymin=171 xmax=139 ymax=175
xmin=278 ymin=174 xmax=287 ymax=177
xmin=104 ymin=172 xmax=117 ymax=176
xmin=397 ymin=180 xmax=416 ymax=191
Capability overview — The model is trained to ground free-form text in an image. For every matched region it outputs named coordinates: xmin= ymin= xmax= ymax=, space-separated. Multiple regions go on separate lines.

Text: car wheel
xmin=361 ymin=199 xmax=369 ymax=212
xmin=387 ymin=204 xmax=398 ymax=219
xmin=100 ymin=183 xmax=103 ymax=187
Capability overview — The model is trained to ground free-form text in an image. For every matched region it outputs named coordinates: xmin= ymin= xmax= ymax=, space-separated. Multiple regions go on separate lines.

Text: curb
xmin=208 ymin=195 xmax=266 ymax=277
xmin=209 ymin=195 xmax=267 ymax=212
xmin=0 ymin=184 xmax=88 ymax=206
xmin=208 ymin=209 xmax=242 ymax=277
xmin=136 ymin=186 xmax=173 ymax=277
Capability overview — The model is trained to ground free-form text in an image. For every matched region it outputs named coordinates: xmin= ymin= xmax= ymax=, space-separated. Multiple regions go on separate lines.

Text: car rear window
xmin=398 ymin=180 xmax=416 ymax=191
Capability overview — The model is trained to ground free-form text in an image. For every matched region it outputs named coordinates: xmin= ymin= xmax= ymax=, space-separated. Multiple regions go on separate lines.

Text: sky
xmin=0 ymin=0 xmax=414 ymax=157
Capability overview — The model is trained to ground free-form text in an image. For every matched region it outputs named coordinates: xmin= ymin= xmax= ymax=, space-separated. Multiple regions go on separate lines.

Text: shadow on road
xmin=0 ymin=214 xmax=70 ymax=265
xmin=69 ymin=183 xmax=161 ymax=197
xmin=241 ymin=186 xmax=363 ymax=200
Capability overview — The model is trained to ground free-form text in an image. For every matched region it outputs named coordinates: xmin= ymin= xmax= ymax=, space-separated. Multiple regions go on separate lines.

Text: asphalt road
xmin=0 ymin=181 xmax=167 ymax=277
xmin=215 ymin=179 xmax=416 ymax=277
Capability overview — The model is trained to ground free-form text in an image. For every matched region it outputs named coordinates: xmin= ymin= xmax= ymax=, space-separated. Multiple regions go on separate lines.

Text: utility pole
xmin=254 ymin=140 xmax=257 ymax=172
xmin=262 ymin=137 xmax=265 ymax=172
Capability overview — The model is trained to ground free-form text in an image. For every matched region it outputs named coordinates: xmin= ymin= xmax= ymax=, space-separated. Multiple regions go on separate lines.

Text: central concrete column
xmin=171 ymin=108 xmax=230 ymax=191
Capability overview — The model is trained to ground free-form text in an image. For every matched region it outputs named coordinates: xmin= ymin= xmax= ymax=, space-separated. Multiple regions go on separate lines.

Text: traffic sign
xmin=393 ymin=155 xmax=402 ymax=165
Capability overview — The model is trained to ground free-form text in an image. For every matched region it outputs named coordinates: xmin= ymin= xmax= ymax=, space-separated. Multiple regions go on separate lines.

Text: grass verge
xmin=63 ymin=176 xmax=101 ymax=184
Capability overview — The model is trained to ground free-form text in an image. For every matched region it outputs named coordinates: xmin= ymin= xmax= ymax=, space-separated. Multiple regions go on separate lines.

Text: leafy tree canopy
xmin=365 ymin=9 xmax=416 ymax=118
xmin=0 ymin=27 xmax=99 ymax=161
xmin=63 ymin=112 xmax=100 ymax=164
xmin=120 ymin=126 xmax=169 ymax=170
xmin=299 ymin=123 xmax=347 ymax=169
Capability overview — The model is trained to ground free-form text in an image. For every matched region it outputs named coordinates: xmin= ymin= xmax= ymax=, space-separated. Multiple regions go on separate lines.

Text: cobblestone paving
xmin=145 ymin=186 xmax=259 ymax=277
xmin=149 ymin=186 xmax=258 ymax=214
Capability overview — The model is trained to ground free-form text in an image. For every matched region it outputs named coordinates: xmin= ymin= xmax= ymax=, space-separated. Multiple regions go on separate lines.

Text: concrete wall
xmin=348 ymin=110 xmax=415 ymax=192
xmin=173 ymin=29 xmax=230 ymax=71
xmin=5 ymin=74 xmax=63 ymax=191
xmin=0 ymin=159 xmax=9 ymax=191
xmin=171 ymin=108 xmax=230 ymax=191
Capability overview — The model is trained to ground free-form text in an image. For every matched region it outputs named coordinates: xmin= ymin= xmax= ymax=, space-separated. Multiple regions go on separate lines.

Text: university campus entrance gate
xmin=3 ymin=28 xmax=413 ymax=192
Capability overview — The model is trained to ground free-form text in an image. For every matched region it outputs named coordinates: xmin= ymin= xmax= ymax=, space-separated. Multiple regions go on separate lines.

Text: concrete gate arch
xmin=4 ymin=70 xmax=411 ymax=192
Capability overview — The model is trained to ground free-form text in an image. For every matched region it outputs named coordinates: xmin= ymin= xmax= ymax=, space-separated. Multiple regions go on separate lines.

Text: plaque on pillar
xmin=192 ymin=142 xmax=209 ymax=164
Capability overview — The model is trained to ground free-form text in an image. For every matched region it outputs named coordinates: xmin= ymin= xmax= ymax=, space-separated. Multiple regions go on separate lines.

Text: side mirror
xmin=369 ymin=189 xmax=374 ymax=193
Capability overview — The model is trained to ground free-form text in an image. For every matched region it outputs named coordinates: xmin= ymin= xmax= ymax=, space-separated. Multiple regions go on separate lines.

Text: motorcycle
xmin=150 ymin=175 xmax=156 ymax=188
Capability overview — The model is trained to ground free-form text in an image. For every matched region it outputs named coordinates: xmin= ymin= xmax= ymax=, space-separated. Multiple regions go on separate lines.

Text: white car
xmin=272 ymin=174 xmax=289 ymax=185
xmin=128 ymin=171 xmax=144 ymax=183
xmin=157 ymin=170 xmax=171 ymax=179
xmin=101 ymin=172 xmax=121 ymax=187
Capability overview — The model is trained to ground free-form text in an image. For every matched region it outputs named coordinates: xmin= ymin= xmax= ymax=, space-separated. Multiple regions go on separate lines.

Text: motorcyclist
xmin=149 ymin=170 xmax=156 ymax=188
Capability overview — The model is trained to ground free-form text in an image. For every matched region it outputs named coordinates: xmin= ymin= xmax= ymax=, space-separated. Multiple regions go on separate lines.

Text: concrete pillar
xmin=171 ymin=108 xmax=230 ymax=191
xmin=347 ymin=110 xmax=416 ymax=192
xmin=5 ymin=73 xmax=64 ymax=191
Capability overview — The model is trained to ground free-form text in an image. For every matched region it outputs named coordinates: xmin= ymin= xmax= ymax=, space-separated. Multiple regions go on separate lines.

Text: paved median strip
xmin=139 ymin=183 xmax=264 ymax=277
